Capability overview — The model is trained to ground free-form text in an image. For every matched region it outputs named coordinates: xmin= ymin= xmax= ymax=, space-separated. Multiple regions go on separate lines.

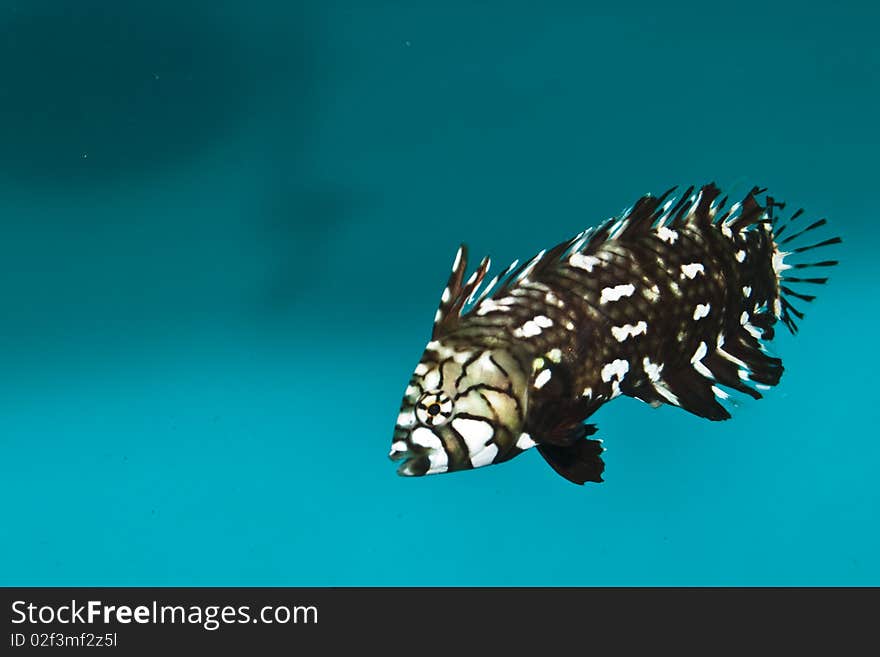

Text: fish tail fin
xmin=665 ymin=186 xmax=842 ymax=409
xmin=765 ymin=197 xmax=842 ymax=334
xmin=714 ymin=186 xmax=840 ymax=336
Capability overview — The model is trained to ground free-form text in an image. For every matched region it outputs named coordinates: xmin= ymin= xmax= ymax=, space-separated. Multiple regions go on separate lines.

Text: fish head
xmin=389 ymin=339 xmax=529 ymax=476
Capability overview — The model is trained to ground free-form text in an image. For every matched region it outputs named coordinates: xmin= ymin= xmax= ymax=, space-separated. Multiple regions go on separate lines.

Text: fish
xmin=389 ymin=184 xmax=840 ymax=484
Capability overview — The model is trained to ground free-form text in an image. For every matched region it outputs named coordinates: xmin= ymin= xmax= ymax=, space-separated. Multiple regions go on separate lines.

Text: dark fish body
xmin=389 ymin=184 xmax=840 ymax=484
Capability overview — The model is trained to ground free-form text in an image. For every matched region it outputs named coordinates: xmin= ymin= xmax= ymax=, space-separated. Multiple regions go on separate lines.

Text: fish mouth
xmin=396 ymin=455 xmax=429 ymax=477
xmin=388 ymin=447 xmax=429 ymax=477
xmin=388 ymin=445 xmax=409 ymax=462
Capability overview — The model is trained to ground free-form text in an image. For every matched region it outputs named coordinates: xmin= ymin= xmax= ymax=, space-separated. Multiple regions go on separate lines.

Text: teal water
xmin=1 ymin=1 xmax=877 ymax=585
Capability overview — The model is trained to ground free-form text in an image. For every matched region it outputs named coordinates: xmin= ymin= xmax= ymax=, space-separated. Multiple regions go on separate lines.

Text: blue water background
xmin=1 ymin=1 xmax=877 ymax=585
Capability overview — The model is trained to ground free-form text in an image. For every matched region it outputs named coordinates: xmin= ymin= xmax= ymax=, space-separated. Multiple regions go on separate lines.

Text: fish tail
xmin=764 ymin=196 xmax=842 ymax=334
xmin=705 ymin=185 xmax=839 ymax=336
xmin=675 ymin=185 xmax=842 ymax=403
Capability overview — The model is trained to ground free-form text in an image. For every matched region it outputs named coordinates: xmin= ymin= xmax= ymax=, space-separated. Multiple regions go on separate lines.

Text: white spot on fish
xmin=772 ymin=247 xmax=791 ymax=275
xmin=692 ymin=342 xmax=708 ymax=363
xmin=434 ymin=309 xmax=442 ymax=323
xmin=427 ymin=450 xmax=449 ymax=474
xmin=414 ymin=363 xmax=429 ymax=376
xmin=735 ymin=250 xmax=746 ymax=263
xmin=476 ymin=299 xmax=510 ymax=316
xmin=441 ymin=287 xmax=451 ymax=303
xmin=743 ymin=322 xmax=762 ymax=339
xmin=718 ymin=347 xmax=748 ymax=370
xmin=740 ymin=311 xmax=750 ymax=325
xmin=547 ymin=348 xmax=562 ymax=363
xmin=601 ymin=359 xmax=629 ymax=382
xmin=657 ymin=226 xmax=679 ymax=244
xmin=654 ymin=382 xmax=680 ymax=406
xmin=643 ymin=356 xmax=663 ymax=382
xmin=534 ymin=315 xmax=553 ymax=328
xmin=390 ymin=440 xmax=407 ymax=456
xmin=470 ymin=443 xmax=499 ymax=468
xmin=565 ymin=320 xmax=575 ymax=330
xmin=534 ymin=369 xmax=552 ymax=389
xmin=691 ymin=341 xmax=714 ymax=380
xmin=423 ymin=368 xmax=442 ymax=390
xmin=743 ymin=286 xmax=752 ymax=298
xmin=452 ymin=418 xmax=494 ymax=454
xmin=600 ymin=283 xmax=636 ymax=303
xmin=516 ymin=433 xmax=537 ymax=450
xmin=545 ymin=291 xmax=565 ymax=308
xmin=523 ymin=281 xmax=551 ymax=293
xmin=569 ymin=253 xmax=601 ymax=272
xmin=452 ymin=247 xmax=462 ymax=272
xmin=712 ymin=385 xmax=730 ymax=400
xmin=611 ymin=320 xmax=648 ymax=342
xmin=581 ymin=386 xmax=593 ymax=398
xmin=610 ymin=380 xmax=622 ymax=399
xmin=773 ymin=297 xmax=782 ymax=317
xmin=411 ymin=427 xmax=442 ymax=449
xmin=396 ymin=411 xmax=416 ymax=428
xmin=515 ymin=320 xmax=542 ymax=338
xmin=693 ymin=303 xmax=711 ymax=320
xmin=681 ymin=263 xmax=705 ymax=279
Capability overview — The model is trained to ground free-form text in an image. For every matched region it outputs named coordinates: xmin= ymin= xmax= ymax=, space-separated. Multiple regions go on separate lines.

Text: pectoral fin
xmin=537 ymin=430 xmax=605 ymax=485
xmin=525 ymin=381 xmax=605 ymax=484
xmin=524 ymin=356 xmax=606 ymax=484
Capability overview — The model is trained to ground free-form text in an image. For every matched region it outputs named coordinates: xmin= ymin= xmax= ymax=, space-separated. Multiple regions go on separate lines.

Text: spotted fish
xmin=389 ymin=184 xmax=840 ymax=484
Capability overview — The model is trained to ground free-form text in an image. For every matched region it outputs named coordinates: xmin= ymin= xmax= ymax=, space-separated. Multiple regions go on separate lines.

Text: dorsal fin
xmin=432 ymin=244 xmax=490 ymax=339
xmin=457 ymin=184 xmax=840 ymax=339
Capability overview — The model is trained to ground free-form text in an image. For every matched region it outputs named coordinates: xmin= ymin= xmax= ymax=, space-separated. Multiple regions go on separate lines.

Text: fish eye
xmin=415 ymin=391 xmax=453 ymax=426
